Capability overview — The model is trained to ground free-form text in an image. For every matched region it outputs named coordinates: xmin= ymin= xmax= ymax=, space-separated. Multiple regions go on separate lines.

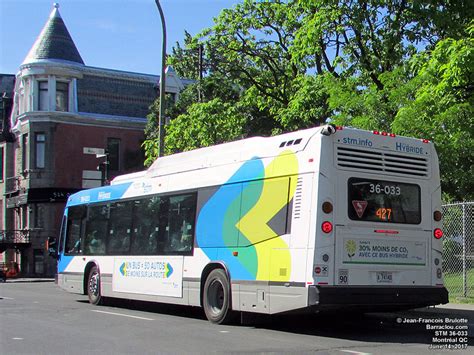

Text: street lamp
xmin=155 ymin=0 xmax=167 ymax=157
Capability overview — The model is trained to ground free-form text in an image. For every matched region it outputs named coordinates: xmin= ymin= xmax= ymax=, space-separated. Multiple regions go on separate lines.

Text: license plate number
xmin=376 ymin=271 xmax=393 ymax=283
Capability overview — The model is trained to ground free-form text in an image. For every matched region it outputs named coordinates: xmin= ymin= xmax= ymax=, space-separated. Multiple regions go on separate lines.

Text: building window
xmin=107 ymin=138 xmax=121 ymax=171
xmin=38 ymin=81 xmax=48 ymax=111
xmin=34 ymin=249 xmax=44 ymax=274
xmin=22 ymin=133 xmax=29 ymax=172
xmin=34 ymin=204 xmax=45 ymax=228
xmin=19 ymin=81 xmax=25 ymax=115
xmin=56 ymin=82 xmax=69 ymax=112
xmin=22 ymin=206 xmax=28 ymax=229
xmin=0 ymin=146 xmax=4 ymax=181
xmin=35 ymin=133 xmax=46 ymax=169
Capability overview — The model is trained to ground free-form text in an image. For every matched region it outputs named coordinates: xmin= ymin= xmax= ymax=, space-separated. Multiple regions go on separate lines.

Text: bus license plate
xmin=376 ymin=271 xmax=393 ymax=283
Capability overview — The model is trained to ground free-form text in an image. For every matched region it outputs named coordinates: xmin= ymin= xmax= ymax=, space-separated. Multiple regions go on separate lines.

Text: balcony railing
xmin=4 ymin=176 xmax=21 ymax=194
xmin=0 ymin=229 xmax=31 ymax=253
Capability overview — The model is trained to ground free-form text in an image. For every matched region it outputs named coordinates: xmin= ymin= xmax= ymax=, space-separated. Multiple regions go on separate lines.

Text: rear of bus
xmin=311 ymin=126 xmax=448 ymax=311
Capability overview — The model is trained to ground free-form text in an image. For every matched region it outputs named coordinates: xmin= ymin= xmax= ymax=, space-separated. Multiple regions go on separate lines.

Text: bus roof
xmin=112 ymin=126 xmax=323 ymax=183
xmin=67 ymin=125 xmax=434 ymax=206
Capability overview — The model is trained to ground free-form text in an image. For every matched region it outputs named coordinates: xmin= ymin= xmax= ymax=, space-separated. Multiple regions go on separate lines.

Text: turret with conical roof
xmin=22 ymin=3 xmax=84 ymax=66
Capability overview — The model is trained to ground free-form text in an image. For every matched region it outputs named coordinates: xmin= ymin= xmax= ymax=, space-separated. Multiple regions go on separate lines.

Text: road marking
xmin=12 ymin=338 xmax=24 ymax=340
xmin=1 ymin=296 xmax=15 ymax=300
xmin=90 ymin=310 xmax=154 ymax=321
xmin=340 ymin=351 xmax=372 ymax=355
xmin=220 ymin=331 xmax=229 ymax=333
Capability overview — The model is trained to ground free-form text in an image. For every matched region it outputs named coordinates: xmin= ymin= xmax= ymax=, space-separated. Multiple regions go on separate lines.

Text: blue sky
xmin=0 ymin=0 xmax=240 ymax=75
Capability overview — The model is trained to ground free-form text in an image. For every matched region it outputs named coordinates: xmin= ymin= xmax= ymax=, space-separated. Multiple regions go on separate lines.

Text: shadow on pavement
xmin=78 ymin=297 xmax=473 ymax=346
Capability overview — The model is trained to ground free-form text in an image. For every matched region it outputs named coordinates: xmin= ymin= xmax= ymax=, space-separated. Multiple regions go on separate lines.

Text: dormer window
xmin=56 ymin=82 xmax=69 ymax=112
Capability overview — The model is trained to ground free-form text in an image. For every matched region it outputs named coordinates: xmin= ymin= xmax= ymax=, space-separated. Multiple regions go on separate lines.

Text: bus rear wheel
xmin=203 ymin=269 xmax=235 ymax=324
xmin=87 ymin=266 xmax=102 ymax=305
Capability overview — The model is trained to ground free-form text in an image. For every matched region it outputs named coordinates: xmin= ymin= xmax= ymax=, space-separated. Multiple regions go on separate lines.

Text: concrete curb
xmin=3 ymin=278 xmax=55 ymax=283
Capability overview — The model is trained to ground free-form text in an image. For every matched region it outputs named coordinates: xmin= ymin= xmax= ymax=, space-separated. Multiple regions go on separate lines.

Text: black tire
xmin=87 ymin=266 xmax=102 ymax=305
xmin=203 ymin=269 xmax=234 ymax=324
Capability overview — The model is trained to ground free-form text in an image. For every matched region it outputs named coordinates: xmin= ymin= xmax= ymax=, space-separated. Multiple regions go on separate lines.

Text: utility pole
xmin=198 ymin=44 xmax=203 ymax=102
xmin=155 ymin=0 xmax=167 ymax=157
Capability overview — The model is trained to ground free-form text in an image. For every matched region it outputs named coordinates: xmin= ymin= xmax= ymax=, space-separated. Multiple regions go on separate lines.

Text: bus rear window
xmin=348 ymin=178 xmax=421 ymax=224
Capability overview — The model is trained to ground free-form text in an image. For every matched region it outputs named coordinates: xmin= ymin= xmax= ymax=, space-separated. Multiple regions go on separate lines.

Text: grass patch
xmin=443 ymin=268 xmax=474 ymax=304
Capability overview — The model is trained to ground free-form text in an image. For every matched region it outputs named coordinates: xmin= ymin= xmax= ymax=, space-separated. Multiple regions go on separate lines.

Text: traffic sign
xmin=83 ymin=147 xmax=105 ymax=155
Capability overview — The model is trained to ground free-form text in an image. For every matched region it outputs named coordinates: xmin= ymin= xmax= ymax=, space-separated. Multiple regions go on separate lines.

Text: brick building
xmin=0 ymin=4 xmax=185 ymax=276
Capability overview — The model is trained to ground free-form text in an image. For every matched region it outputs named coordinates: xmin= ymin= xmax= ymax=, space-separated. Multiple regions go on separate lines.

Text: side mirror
xmin=46 ymin=237 xmax=58 ymax=259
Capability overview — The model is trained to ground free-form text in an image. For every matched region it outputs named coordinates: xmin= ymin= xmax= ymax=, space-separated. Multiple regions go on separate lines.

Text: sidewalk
xmin=413 ymin=302 xmax=474 ymax=318
xmin=394 ymin=303 xmax=474 ymax=337
xmin=427 ymin=303 xmax=474 ymax=312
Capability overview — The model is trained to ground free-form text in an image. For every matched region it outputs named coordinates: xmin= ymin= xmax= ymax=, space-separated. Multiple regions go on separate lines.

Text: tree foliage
xmin=392 ymin=27 xmax=474 ymax=200
xmin=165 ymin=98 xmax=247 ymax=153
xmin=144 ymin=0 xmax=474 ymax=200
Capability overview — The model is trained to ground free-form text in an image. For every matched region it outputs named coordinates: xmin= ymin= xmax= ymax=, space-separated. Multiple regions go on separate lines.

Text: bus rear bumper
xmin=308 ymin=285 xmax=449 ymax=311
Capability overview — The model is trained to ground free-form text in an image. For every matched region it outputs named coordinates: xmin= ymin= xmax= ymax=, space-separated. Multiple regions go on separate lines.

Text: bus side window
xmin=130 ymin=196 xmax=160 ymax=255
xmin=84 ymin=205 xmax=108 ymax=255
xmin=108 ymin=201 xmax=132 ymax=255
xmin=163 ymin=193 xmax=197 ymax=254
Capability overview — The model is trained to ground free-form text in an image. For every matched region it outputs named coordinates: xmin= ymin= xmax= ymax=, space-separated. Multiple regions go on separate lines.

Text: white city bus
xmin=56 ymin=125 xmax=448 ymax=323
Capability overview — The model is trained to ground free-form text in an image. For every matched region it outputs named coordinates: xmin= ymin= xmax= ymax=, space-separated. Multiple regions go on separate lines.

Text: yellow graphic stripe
xmin=238 ymin=151 xmax=298 ymax=281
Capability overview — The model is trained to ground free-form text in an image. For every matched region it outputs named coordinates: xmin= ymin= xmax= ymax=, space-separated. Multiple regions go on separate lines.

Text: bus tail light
xmin=433 ymin=210 xmax=442 ymax=222
xmin=322 ymin=221 xmax=333 ymax=233
xmin=434 ymin=228 xmax=443 ymax=239
xmin=322 ymin=201 xmax=333 ymax=214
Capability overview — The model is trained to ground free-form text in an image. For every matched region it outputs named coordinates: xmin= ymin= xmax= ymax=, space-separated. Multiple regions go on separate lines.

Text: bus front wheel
xmin=87 ymin=266 xmax=102 ymax=305
xmin=203 ymin=269 xmax=234 ymax=324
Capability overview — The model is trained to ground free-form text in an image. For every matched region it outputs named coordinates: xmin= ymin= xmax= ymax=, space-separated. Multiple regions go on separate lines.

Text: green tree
xmin=168 ymin=31 xmax=202 ymax=80
xmin=295 ymin=0 xmax=473 ymax=80
xmin=145 ymin=1 xmax=329 ymax=151
xmin=202 ymin=1 xmax=305 ymax=116
xmin=294 ymin=0 xmax=473 ymax=125
xmin=392 ymin=26 xmax=474 ymax=200
xmin=144 ymin=1 xmax=473 ymax=202
xmin=164 ymin=98 xmax=247 ymax=153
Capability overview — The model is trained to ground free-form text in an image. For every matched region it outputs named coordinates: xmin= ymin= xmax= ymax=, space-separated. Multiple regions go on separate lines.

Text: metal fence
xmin=442 ymin=201 xmax=474 ymax=300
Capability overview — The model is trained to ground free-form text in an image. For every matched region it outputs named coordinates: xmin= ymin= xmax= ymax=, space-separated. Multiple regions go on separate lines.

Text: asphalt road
xmin=1 ymin=282 xmax=472 ymax=354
